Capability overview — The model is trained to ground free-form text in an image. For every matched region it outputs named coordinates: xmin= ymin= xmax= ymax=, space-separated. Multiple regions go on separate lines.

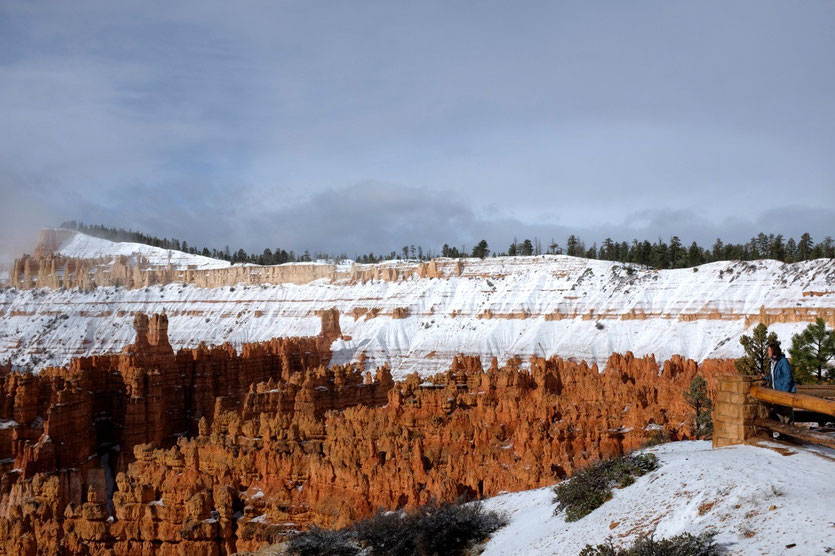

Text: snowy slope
xmin=55 ymin=231 xmax=232 ymax=269
xmin=1 ymin=254 xmax=834 ymax=376
xmin=481 ymin=440 xmax=835 ymax=555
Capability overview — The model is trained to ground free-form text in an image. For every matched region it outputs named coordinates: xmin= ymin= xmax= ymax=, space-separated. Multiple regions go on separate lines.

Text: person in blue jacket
xmin=765 ymin=341 xmax=795 ymax=425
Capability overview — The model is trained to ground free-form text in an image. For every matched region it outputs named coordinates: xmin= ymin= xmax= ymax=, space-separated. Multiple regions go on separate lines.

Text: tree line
xmin=60 ymin=221 xmax=833 ymax=269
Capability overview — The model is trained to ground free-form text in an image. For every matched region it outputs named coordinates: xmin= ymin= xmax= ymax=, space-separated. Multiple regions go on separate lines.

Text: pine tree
xmin=788 ymin=318 xmax=835 ymax=383
xmin=735 ymin=323 xmax=778 ymax=376
xmin=785 ymin=238 xmax=797 ymax=262
xmin=520 ymin=239 xmax=534 ymax=256
xmin=687 ymin=241 xmax=702 ymax=267
xmin=798 ymin=233 xmax=813 ymax=261
xmin=566 ymin=235 xmax=582 ymax=257
xmin=471 ymin=240 xmax=489 ymax=259
xmin=712 ymin=238 xmax=724 ymax=260
xmin=683 ymin=375 xmax=713 ymax=438
xmin=669 ymin=236 xmax=684 ymax=268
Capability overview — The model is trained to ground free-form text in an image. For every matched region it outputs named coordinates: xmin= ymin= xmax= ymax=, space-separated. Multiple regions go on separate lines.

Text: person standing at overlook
xmin=765 ymin=342 xmax=796 ymax=424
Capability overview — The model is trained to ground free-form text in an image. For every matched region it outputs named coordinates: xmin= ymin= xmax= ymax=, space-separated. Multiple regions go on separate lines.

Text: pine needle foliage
xmin=683 ymin=375 xmax=713 ymax=438
xmin=735 ymin=323 xmax=778 ymax=376
xmin=789 ymin=318 xmax=835 ymax=384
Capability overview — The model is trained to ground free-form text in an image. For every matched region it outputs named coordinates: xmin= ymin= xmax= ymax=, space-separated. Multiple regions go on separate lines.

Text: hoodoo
xmin=0 ymin=313 xmax=735 ymax=553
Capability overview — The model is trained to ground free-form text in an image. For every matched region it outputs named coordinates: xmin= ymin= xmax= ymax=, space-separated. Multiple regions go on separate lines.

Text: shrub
xmin=352 ymin=510 xmax=416 ymax=556
xmin=286 ymin=525 xmax=358 ymax=556
xmin=553 ymin=454 xmax=658 ymax=522
xmin=579 ymin=531 xmax=719 ymax=556
xmin=287 ymin=500 xmax=507 ymax=556
xmin=409 ymin=501 xmax=508 ymax=556
xmin=642 ymin=428 xmax=670 ymax=448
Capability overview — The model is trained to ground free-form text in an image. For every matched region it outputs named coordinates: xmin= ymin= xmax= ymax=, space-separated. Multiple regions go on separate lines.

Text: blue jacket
xmin=767 ymin=356 xmax=796 ymax=393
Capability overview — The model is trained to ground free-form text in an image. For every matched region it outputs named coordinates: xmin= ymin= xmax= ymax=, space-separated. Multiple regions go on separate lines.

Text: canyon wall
xmin=10 ymin=253 xmax=351 ymax=290
xmin=0 ymin=314 xmax=735 ymax=554
xmin=3 ymin=231 xmax=835 ymax=377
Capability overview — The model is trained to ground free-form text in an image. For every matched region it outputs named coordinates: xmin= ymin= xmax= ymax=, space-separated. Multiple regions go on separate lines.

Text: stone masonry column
xmin=712 ymin=374 xmax=770 ymax=448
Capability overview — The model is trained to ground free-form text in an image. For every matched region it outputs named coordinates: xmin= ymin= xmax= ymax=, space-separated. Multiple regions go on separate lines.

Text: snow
xmin=55 ymin=231 xmax=232 ymax=270
xmin=481 ymin=441 xmax=835 ymax=555
xmin=1 ymin=248 xmax=834 ymax=377
xmin=0 ymin=419 xmax=18 ymax=430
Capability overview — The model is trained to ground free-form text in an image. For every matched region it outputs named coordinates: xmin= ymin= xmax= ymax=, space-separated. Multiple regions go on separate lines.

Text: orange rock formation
xmin=0 ymin=314 xmax=735 ymax=554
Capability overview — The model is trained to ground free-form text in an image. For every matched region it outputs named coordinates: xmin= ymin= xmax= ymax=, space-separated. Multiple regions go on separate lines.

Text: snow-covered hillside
xmin=481 ymin=440 xmax=835 ymax=555
xmin=1 ymin=235 xmax=835 ymax=375
xmin=55 ymin=231 xmax=232 ymax=270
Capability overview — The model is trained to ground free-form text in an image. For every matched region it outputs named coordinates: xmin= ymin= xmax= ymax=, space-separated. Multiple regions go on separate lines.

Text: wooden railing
xmin=749 ymin=386 xmax=835 ymax=417
xmin=749 ymin=385 xmax=835 ymax=449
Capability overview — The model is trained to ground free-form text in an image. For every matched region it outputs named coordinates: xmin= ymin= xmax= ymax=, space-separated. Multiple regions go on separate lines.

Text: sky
xmin=1 ymin=1 xmax=834 ymax=261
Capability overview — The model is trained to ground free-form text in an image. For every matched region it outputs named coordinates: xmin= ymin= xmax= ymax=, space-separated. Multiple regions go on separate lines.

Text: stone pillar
xmin=712 ymin=375 xmax=769 ymax=447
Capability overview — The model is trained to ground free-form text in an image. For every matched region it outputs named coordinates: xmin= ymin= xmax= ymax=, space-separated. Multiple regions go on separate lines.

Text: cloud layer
xmin=1 ymin=1 xmax=833 ymax=260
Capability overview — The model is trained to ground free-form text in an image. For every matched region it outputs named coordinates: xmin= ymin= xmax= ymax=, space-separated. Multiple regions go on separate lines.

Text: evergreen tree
xmin=822 ymin=236 xmax=835 ymax=258
xmin=788 ymin=318 xmax=835 ymax=383
xmin=471 ymin=240 xmax=489 ymax=259
xmin=519 ymin=239 xmax=534 ymax=256
xmin=600 ymin=238 xmax=614 ymax=261
xmin=669 ymin=236 xmax=684 ymax=268
xmin=785 ymin=237 xmax=797 ymax=262
xmin=683 ymin=375 xmax=713 ymax=438
xmin=687 ymin=241 xmax=702 ymax=267
xmin=566 ymin=235 xmax=582 ymax=257
xmin=770 ymin=234 xmax=786 ymax=261
xmin=712 ymin=238 xmax=723 ymax=260
xmin=798 ymin=233 xmax=813 ymax=261
xmin=650 ymin=240 xmax=668 ymax=269
xmin=735 ymin=323 xmax=779 ymax=376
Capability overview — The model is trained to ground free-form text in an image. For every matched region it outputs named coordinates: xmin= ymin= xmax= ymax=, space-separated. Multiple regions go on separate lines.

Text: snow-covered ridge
xmin=1 ymin=245 xmax=834 ymax=375
xmin=481 ymin=440 xmax=835 ymax=555
xmin=54 ymin=231 xmax=233 ymax=270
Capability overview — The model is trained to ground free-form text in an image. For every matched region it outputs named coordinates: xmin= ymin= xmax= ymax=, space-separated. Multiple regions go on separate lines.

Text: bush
xmin=409 ymin=501 xmax=507 ymax=556
xmin=286 ymin=525 xmax=358 ymax=556
xmin=642 ymin=428 xmax=670 ymax=448
xmin=553 ymin=454 xmax=658 ymax=522
xmin=287 ymin=500 xmax=507 ymax=556
xmin=352 ymin=510 xmax=416 ymax=556
xmin=579 ymin=531 xmax=719 ymax=556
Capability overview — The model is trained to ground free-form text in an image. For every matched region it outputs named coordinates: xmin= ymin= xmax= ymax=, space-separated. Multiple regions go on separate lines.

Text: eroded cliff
xmin=4 ymin=231 xmax=835 ymax=377
xmin=0 ymin=313 xmax=735 ymax=554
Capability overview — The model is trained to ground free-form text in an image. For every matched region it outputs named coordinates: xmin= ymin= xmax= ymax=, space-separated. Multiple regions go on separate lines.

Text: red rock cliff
xmin=0 ymin=316 xmax=735 ymax=554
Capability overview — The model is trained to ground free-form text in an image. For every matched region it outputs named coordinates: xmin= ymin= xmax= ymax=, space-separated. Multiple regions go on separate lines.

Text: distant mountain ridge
xmin=1 ymin=230 xmax=835 ymax=375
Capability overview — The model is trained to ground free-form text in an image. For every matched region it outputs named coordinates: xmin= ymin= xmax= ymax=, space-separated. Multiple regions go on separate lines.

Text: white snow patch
xmin=481 ymin=441 xmax=835 ymax=555
xmin=2 ymin=255 xmax=834 ymax=378
xmin=55 ymin=232 xmax=232 ymax=270
xmin=0 ymin=419 xmax=18 ymax=430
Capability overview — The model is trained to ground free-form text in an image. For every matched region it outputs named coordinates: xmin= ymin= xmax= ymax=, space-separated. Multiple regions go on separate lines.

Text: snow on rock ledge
xmin=1 ymin=240 xmax=835 ymax=376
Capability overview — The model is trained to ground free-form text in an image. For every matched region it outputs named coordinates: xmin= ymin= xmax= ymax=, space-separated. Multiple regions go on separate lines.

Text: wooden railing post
xmin=712 ymin=375 xmax=770 ymax=448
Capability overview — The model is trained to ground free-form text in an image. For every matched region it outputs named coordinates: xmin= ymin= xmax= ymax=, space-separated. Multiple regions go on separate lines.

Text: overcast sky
xmin=1 ymin=1 xmax=834 ymax=261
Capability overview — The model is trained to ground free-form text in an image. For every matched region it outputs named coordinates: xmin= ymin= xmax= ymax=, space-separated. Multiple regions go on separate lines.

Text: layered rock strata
xmin=0 ymin=314 xmax=735 ymax=554
xmin=4 ymin=231 xmax=835 ymax=377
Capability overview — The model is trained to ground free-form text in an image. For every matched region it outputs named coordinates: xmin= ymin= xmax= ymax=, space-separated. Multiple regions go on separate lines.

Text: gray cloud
xmin=1 ymin=1 xmax=833 ymax=261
